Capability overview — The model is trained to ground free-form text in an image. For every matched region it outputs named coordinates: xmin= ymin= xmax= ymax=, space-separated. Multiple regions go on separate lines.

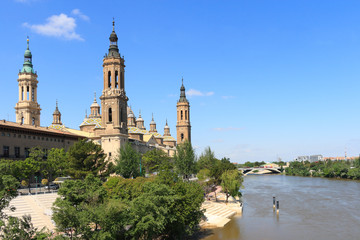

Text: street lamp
xmin=139 ymin=157 xmax=142 ymax=176
xmin=34 ymin=176 xmax=38 ymax=194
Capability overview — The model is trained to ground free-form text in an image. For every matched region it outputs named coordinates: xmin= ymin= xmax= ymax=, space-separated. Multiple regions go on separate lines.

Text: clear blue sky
xmin=1 ymin=0 xmax=360 ymax=163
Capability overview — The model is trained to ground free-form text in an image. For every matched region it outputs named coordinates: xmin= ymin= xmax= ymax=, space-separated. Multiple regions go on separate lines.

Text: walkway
xmin=3 ymin=193 xmax=58 ymax=231
xmin=200 ymin=192 xmax=242 ymax=228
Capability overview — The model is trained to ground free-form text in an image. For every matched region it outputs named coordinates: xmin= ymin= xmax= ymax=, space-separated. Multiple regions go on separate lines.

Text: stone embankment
xmin=200 ymin=188 xmax=242 ymax=228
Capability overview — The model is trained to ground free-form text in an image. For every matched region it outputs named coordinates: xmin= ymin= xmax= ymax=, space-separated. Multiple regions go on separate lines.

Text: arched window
xmin=181 ymin=133 xmax=184 ymax=141
xmin=185 ymin=110 xmax=187 ymax=120
xmin=120 ymin=108 xmax=123 ymax=123
xmin=21 ymin=117 xmax=24 ymax=124
xmin=115 ymin=71 xmax=118 ymax=88
xmin=27 ymin=86 xmax=29 ymax=100
xmin=21 ymin=86 xmax=24 ymax=100
xmin=108 ymin=108 xmax=112 ymax=122
xmin=181 ymin=110 xmax=183 ymax=120
xmin=32 ymin=117 xmax=35 ymax=126
xmin=108 ymin=71 xmax=111 ymax=88
xmin=120 ymin=71 xmax=124 ymax=89
xmin=31 ymin=87 xmax=35 ymax=101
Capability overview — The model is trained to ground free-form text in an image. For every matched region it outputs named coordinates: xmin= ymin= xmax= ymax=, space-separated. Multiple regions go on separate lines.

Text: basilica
xmin=0 ymin=21 xmax=191 ymax=160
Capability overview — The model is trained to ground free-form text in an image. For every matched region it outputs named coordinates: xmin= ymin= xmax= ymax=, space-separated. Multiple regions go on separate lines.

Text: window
xmin=32 ymin=117 xmax=35 ymax=126
xmin=1 ymin=132 xmax=4 ymax=136
xmin=21 ymin=117 xmax=24 ymax=124
xmin=108 ymin=108 xmax=112 ymax=122
xmin=15 ymin=147 xmax=20 ymax=158
xmin=109 ymin=152 xmax=112 ymax=157
xmin=181 ymin=133 xmax=184 ymax=141
xmin=108 ymin=71 xmax=111 ymax=88
xmin=115 ymin=71 xmax=118 ymax=88
xmin=32 ymin=87 xmax=35 ymax=101
xmin=27 ymin=86 xmax=29 ymax=100
xmin=25 ymin=148 xmax=30 ymax=158
xmin=28 ymin=135 xmax=31 ymax=139
xmin=21 ymin=86 xmax=24 ymax=100
xmin=7 ymin=133 xmax=10 ymax=137
xmin=181 ymin=110 xmax=183 ymax=120
xmin=120 ymin=72 xmax=124 ymax=89
xmin=18 ymin=134 xmax=21 ymax=138
xmin=3 ymin=146 xmax=9 ymax=157
xmin=33 ymin=136 xmax=35 ymax=140
xmin=185 ymin=110 xmax=187 ymax=120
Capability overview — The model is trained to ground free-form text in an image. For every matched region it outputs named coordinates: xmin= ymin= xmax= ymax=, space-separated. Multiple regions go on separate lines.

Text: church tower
xmin=176 ymin=78 xmax=191 ymax=143
xmin=99 ymin=20 xmax=128 ymax=135
xmin=15 ymin=38 xmax=41 ymax=126
xmin=52 ymin=100 xmax=62 ymax=125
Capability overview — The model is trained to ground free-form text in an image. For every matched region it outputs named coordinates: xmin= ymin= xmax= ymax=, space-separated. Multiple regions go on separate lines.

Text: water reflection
xmin=202 ymin=175 xmax=360 ymax=240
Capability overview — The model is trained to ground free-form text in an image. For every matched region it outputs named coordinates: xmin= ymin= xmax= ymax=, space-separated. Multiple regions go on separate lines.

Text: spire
xmin=26 ymin=36 xmax=30 ymax=50
xmin=107 ymin=18 xmax=120 ymax=58
xmin=93 ymin=92 xmax=97 ymax=102
xmin=21 ymin=37 xmax=34 ymax=73
xmin=53 ymin=100 xmax=60 ymax=114
xmin=179 ymin=77 xmax=188 ymax=102
xmin=150 ymin=113 xmax=156 ymax=124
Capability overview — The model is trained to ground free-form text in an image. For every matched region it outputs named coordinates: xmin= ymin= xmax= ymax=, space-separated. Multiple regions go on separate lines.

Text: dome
xmin=150 ymin=120 xmax=156 ymax=125
xmin=24 ymin=49 xmax=32 ymax=58
xmin=136 ymin=116 xmax=143 ymax=122
xmin=109 ymin=31 xmax=118 ymax=42
xmin=53 ymin=108 xmax=60 ymax=115
xmin=90 ymin=102 xmax=100 ymax=108
xmin=164 ymin=124 xmax=170 ymax=129
xmin=128 ymin=112 xmax=134 ymax=118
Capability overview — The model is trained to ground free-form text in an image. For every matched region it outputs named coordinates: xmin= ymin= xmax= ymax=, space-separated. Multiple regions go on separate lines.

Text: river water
xmin=203 ymin=175 xmax=360 ymax=240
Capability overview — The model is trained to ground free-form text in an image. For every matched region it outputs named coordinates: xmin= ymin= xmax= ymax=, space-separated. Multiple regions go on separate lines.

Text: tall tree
xmin=67 ymin=139 xmax=108 ymax=179
xmin=52 ymin=174 xmax=108 ymax=238
xmin=221 ymin=170 xmax=243 ymax=203
xmin=115 ymin=142 xmax=142 ymax=178
xmin=142 ymin=149 xmax=171 ymax=174
xmin=197 ymin=146 xmax=217 ymax=170
xmin=174 ymin=140 xmax=197 ymax=180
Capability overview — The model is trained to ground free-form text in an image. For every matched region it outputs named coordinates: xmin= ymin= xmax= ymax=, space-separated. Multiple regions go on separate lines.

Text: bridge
xmin=238 ymin=167 xmax=281 ymax=176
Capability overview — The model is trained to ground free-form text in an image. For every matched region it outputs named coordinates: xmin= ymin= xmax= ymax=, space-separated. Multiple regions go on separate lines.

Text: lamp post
xmin=34 ymin=176 xmax=38 ymax=194
xmin=139 ymin=157 xmax=142 ymax=176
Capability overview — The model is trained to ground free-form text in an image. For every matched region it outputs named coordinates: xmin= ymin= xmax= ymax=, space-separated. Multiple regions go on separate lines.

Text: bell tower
xmin=15 ymin=38 xmax=41 ymax=126
xmin=99 ymin=19 xmax=128 ymax=135
xmin=176 ymin=78 xmax=191 ymax=143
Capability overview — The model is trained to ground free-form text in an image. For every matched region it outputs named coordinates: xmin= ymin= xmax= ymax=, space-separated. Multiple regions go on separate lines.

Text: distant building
xmin=294 ymin=155 xmax=323 ymax=163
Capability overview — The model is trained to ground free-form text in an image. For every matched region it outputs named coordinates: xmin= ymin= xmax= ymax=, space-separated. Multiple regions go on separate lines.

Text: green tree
xmin=67 ymin=139 xmax=108 ymax=179
xmin=0 ymin=215 xmax=49 ymax=240
xmin=142 ymin=149 xmax=170 ymax=174
xmin=221 ymin=170 xmax=243 ymax=203
xmin=197 ymin=147 xmax=216 ymax=171
xmin=174 ymin=141 xmax=197 ymax=180
xmin=52 ymin=174 xmax=108 ymax=239
xmin=115 ymin=142 xmax=142 ymax=178
xmin=44 ymin=148 xmax=67 ymax=182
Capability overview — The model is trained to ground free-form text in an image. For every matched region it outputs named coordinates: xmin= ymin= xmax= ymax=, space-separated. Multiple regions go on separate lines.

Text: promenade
xmin=3 ymin=193 xmax=57 ymax=231
xmin=200 ymin=189 xmax=242 ymax=228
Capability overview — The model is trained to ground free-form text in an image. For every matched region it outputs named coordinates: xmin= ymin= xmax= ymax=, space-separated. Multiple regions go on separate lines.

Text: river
xmin=202 ymin=175 xmax=360 ymax=240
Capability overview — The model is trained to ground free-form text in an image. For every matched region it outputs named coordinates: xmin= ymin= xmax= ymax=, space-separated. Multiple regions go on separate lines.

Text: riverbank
xmin=200 ymin=190 xmax=242 ymax=229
